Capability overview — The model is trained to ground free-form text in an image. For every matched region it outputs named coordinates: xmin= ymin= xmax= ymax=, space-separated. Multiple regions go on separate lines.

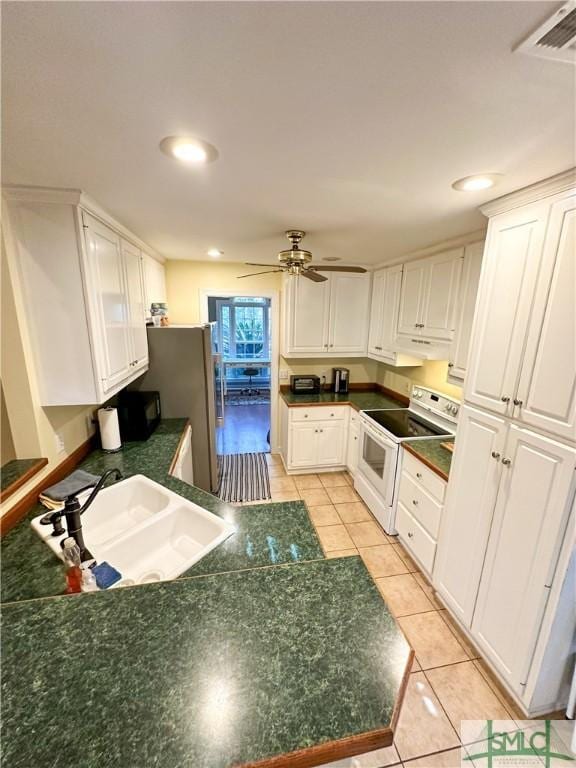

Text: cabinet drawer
xmin=399 ymin=471 xmax=443 ymax=539
xmin=396 ymin=502 xmax=436 ymax=575
xmin=290 ymin=406 xmax=347 ymax=423
xmin=402 ymin=451 xmax=447 ymax=502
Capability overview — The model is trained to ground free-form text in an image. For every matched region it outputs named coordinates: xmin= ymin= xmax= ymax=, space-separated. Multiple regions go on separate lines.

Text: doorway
xmin=205 ymin=294 xmax=275 ymax=455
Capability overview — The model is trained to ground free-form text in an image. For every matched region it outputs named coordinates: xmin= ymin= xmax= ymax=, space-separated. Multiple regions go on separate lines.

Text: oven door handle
xmin=360 ymin=420 xmax=397 ymax=450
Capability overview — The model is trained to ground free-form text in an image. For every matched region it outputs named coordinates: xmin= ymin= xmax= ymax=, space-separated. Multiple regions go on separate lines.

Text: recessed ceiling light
xmin=207 ymin=248 xmax=223 ymax=258
xmin=322 ymin=256 xmax=341 ymax=262
xmin=452 ymin=174 xmax=503 ymax=192
xmin=159 ymin=136 xmax=218 ymax=164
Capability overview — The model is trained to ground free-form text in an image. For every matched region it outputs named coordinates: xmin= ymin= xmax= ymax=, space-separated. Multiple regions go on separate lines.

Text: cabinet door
xmin=328 ymin=273 xmax=371 ymax=354
xmin=368 ymin=270 xmax=386 ymax=356
xmin=464 ymin=201 xmax=549 ymax=416
xmin=122 ymin=240 xmax=149 ymax=371
xmin=347 ymin=422 xmax=361 ymax=476
xmin=397 ymin=261 xmax=425 ymax=336
xmin=420 ymin=248 xmax=463 ymax=341
xmin=448 ymin=242 xmax=484 ymax=382
xmin=142 ymin=253 xmax=167 ymax=310
xmin=434 ymin=405 xmax=506 ymax=626
xmin=515 ymin=194 xmax=576 ymax=441
xmin=83 ymin=214 xmax=132 ymax=393
xmin=285 ymin=275 xmax=330 ymax=355
xmin=471 ymin=426 xmax=576 ymax=693
xmin=316 ymin=421 xmax=346 ymax=466
xmin=289 ymin=422 xmax=319 ymax=468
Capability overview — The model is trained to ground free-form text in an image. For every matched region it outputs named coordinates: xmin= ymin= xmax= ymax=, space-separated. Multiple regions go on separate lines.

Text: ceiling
xmin=2 ymin=1 xmax=574 ymax=265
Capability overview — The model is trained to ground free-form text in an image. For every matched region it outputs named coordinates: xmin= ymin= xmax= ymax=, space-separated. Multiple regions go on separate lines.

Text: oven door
xmin=358 ymin=419 xmax=399 ymax=508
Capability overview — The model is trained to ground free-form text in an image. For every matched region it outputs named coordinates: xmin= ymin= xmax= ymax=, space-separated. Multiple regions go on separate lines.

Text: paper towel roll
xmin=98 ymin=407 xmax=122 ymax=453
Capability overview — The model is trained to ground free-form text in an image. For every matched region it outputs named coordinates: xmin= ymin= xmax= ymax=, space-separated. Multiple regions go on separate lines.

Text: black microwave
xmin=290 ymin=375 xmax=321 ymax=394
xmin=117 ymin=391 xmax=161 ymax=441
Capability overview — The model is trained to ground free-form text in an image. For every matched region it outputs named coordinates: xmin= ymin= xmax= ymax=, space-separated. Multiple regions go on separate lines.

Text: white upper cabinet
xmin=397 ymin=249 xmax=462 ymax=344
xmin=142 ymin=252 xmax=167 ymax=311
xmin=122 ymin=238 xmax=149 ymax=373
xmin=465 ymin=187 xmax=576 ymax=441
xmin=471 ymin=426 xmax=576 ymax=692
xmin=368 ymin=265 xmax=422 ymax=367
xmin=514 ymin=194 xmax=576 ymax=441
xmin=283 ymin=272 xmax=370 ymax=357
xmin=4 ymin=187 xmax=160 ymax=405
xmin=328 ymin=273 xmax=371 ymax=354
xmin=447 ymin=241 xmax=484 ymax=384
xmin=464 ymin=201 xmax=548 ymax=417
xmin=83 ymin=215 xmax=133 ymax=393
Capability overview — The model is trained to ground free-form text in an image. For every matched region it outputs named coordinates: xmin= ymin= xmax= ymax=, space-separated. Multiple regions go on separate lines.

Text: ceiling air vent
xmin=515 ymin=1 xmax=576 ymax=65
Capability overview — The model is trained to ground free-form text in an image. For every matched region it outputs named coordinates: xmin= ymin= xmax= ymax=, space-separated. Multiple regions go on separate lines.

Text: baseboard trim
xmin=0 ymin=435 xmax=97 ymax=537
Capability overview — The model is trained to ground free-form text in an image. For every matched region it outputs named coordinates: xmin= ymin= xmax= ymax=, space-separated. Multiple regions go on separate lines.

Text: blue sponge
xmin=92 ymin=561 xmax=122 ymax=589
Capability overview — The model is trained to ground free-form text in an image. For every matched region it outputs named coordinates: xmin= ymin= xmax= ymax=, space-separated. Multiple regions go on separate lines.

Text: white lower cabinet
xmin=346 ymin=410 xmax=361 ymax=476
xmin=281 ymin=402 xmax=349 ymax=471
xmin=471 ymin=426 xmax=575 ymax=693
xmin=434 ymin=404 xmax=576 ymax=704
xmin=397 ymin=450 xmax=447 ymax=577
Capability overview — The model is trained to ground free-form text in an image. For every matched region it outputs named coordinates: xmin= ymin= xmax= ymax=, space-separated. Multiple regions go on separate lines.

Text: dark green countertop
xmin=2 ymin=557 xmax=411 ymax=768
xmin=280 ymin=389 xmax=406 ymax=411
xmin=1 ymin=420 xmax=323 ymax=603
xmin=1 ymin=418 xmax=412 ymax=767
xmin=1 ymin=457 xmax=47 ymax=497
xmin=403 ymin=437 xmax=455 ymax=480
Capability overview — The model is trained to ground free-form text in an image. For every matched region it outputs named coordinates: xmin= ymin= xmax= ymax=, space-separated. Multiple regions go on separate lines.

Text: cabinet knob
xmin=408 ymin=532 xmax=414 ymax=538
xmin=448 ymin=363 xmax=454 ymax=368
xmin=304 ymin=414 xmax=308 ymax=418
xmin=416 ymin=472 xmax=422 ymax=479
xmin=501 ymin=457 xmax=512 ymax=466
xmin=412 ymin=499 xmax=418 ymax=506
xmin=314 ymin=429 xmax=318 ymax=433
xmin=491 ymin=451 xmax=501 ymax=460
xmin=513 ymin=399 xmax=523 ymax=407
xmin=501 ymin=396 xmax=510 ymax=403
xmin=354 ymin=436 xmax=357 ymax=441
xmin=330 ymin=413 xmax=334 ymax=417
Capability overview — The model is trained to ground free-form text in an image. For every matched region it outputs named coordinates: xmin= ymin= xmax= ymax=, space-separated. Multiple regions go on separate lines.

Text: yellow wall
xmin=165 ymin=260 xmax=283 ymax=324
xmin=1 ymin=216 xmax=95 ymax=518
xmin=376 ymin=360 xmax=463 ymax=400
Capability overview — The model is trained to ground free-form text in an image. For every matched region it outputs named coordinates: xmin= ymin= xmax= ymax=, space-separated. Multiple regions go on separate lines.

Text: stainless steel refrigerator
xmin=132 ymin=324 xmax=223 ymax=493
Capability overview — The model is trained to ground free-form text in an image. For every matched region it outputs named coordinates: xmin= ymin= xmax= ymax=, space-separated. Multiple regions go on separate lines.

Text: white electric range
xmin=355 ymin=386 xmax=460 ymax=535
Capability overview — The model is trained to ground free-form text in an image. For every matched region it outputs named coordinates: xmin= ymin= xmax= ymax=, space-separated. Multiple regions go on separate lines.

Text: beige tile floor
xmin=259 ymin=456 xmax=533 ymax=768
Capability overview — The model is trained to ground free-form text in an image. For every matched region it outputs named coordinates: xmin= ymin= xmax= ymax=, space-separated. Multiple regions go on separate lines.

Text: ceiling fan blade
xmin=302 ymin=269 xmax=328 ymax=282
xmin=244 ymin=263 xmax=279 ymax=268
xmin=310 ymin=265 xmax=367 ymax=273
xmin=237 ymin=270 xmax=284 ymax=279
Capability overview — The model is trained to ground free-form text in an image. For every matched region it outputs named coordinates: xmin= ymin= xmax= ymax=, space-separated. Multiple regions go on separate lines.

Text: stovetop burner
xmin=363 ymin=408 xmax=453 ymax=440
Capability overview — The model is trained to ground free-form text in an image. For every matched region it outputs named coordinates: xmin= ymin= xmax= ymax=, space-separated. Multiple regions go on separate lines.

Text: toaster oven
xmin=290 ymin=375 xmax=321 ymax=394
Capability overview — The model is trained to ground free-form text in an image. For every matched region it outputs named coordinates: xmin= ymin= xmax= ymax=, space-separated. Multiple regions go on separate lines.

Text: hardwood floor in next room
xmin=216 ymin=403 xmax=270 ymax=455
xmin=258 ymin=454 xmax=552 ymax=768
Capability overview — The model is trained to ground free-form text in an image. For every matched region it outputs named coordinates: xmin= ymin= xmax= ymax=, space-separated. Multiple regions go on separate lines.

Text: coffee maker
xmin=333 ymin=367 xmax=350 ymax=394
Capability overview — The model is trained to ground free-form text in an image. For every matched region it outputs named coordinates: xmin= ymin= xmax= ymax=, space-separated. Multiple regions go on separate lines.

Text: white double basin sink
xmin=30 ymin=475 xmax=235 ymax=587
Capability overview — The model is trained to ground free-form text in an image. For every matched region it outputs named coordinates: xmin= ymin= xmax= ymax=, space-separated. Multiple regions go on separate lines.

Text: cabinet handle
xmin=354 ymin=436 xmax=357 ymax=441
xmin=407 ymin=532 xmax=414 ymax=538
xmin=448 ymin=363 xmax=454 ymax=368
xmin=416 ymin=472 xmax=422 ymax=479
xmin=491 ymin=451 xmax=501 ymax=460
xmin=501 ymin=396 xmax=510 ymax=403
xmin=304 ymin=414 xmax=308 ymax=418
xmin=314 ymin=429 xmax=318 ymax=433
xmin=412 ymin=499 xmax=418 ymax=506
xmin=330 ymin=413 xmax=334 ymax=417
xmin=513 ymin=398 xmax=523 ymax=407
xmin=501 ymin=457 xmax=512 ymax=466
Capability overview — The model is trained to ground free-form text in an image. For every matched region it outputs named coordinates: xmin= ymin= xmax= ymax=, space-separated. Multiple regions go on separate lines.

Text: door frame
xmin=199 ymin=288 xmax=280 ymax=453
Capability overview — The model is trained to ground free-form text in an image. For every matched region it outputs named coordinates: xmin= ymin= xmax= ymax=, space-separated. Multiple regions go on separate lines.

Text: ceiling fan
xmin=238 ymin=230 xmax=367 ymax=282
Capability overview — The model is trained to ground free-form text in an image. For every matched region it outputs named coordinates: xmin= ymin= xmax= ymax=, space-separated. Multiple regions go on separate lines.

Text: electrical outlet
xmin=54 ymin=432 xmax=65 ymax=454
xmin=279 ymin=369 xmax=289 ymax=380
